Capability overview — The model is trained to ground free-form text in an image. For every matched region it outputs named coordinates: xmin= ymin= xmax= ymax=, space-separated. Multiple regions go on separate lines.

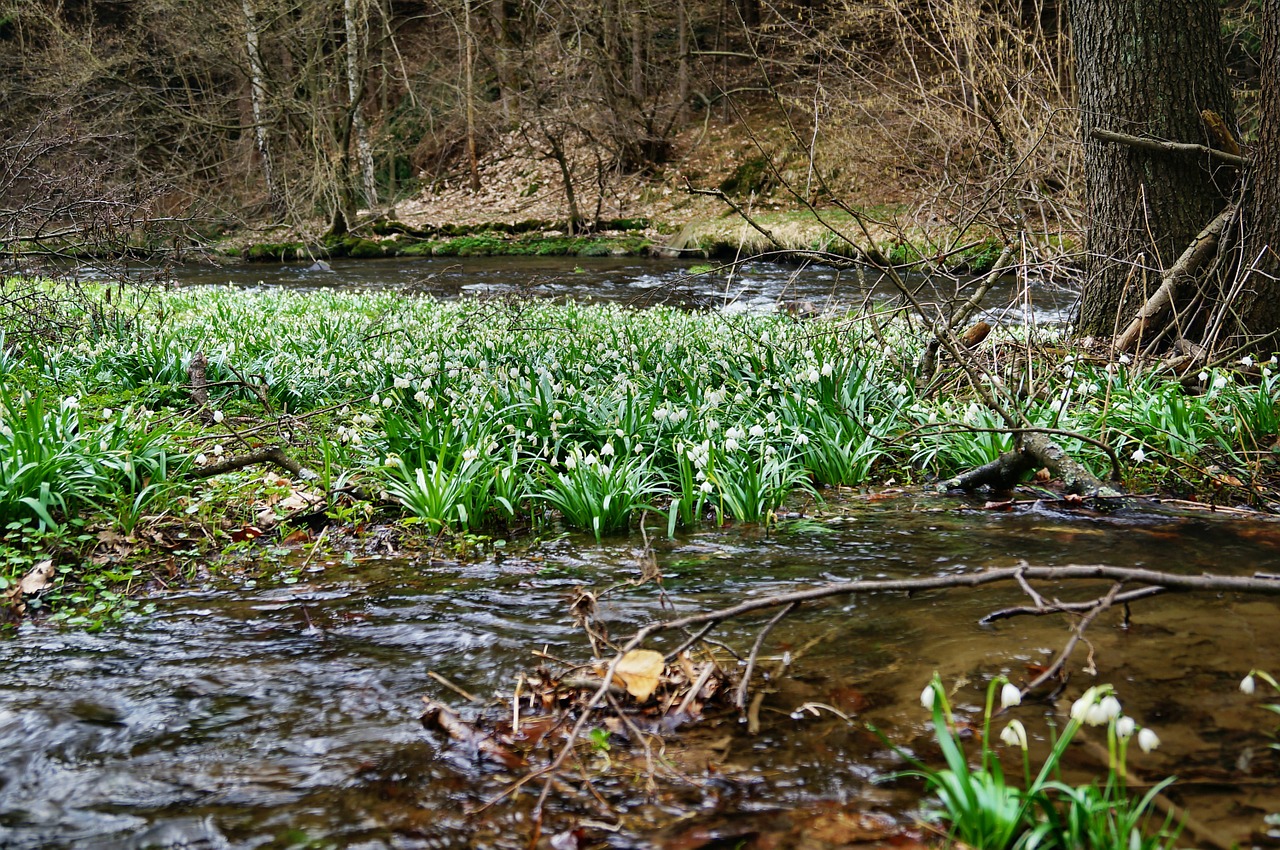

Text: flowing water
xmin=162 ymin=255 xmax=1079 ymax=324
xmin=3 ymin=494 xmax=1280 ymax=849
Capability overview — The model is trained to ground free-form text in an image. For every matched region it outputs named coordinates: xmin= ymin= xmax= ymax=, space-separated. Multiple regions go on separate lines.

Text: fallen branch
xmin=185 ymin=445 xmax=318 ymax=481
xmin=1114 ymin=206 xmax=1233 ymax=353
xmin=1090 ymin=128 xmax=1247 ymax=168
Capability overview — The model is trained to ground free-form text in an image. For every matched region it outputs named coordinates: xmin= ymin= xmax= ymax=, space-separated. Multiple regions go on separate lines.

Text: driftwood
xmin=1114 ymin=206 xmax=1233 ymax=353
xmin=185 ymin=445 xmax=317 ymax=481
xmin=1090 ymin=127 xmax=1247 ymax=168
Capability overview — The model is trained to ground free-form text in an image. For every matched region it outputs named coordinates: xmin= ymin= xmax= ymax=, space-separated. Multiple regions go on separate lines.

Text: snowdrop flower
xmin=564 ymin=453 xmax=577 ymax=470
xmin=101 ymin=408 xmax=113 ymax=420
xmin=1116 ymin=716 xmax=1136 ymax=739
xmin=1099 ymin=695 xmax=1122 ymax=721
xmin=462 ymin=447 xmax=479 ymax=462
xmin=382 ymin=396 xmax=393 ymax=408
xmin=805 ymin=368 xmax=820 ymax=383
xmin=1198 ymin=371 xmax=1210 ymax=383
xmin=393 ymin=376 xmax=410 ymax=389
xmin=1000 ymin=682 xmax=1022 ymax=709
xmin=1137 ymin=728 xmax=1161 ymax=753
xmin=1000 ymin=719 xmax=1028 ymax=750
xmin=699 ymin=480 xmax=714 ymax=494
xmin=794 ymin=432 xmax=810 ymax=446
xmin=1241 ymin=674 xmax=1257 ymax=695
xmin=64 ymin=396 xmax=80 ymax=410
xmin=1085 ymin=702 xmax=1111 ymax=726
xmin=749 ymin=424 xmax=765 ymax=438
xmin=1070 ymin=692 xmax=1096 ymax=722
xmin=1131 ymin=446 xmax=1147 ymax=463
xmin=600 ymin=443 xmax=615 ymax=457
xmin=920 ymin=684 xmax=936 ymax=711
xmin=1241 ymin=355 xmax=1255 ymax=368
xmin=1214 ymin=374 xmax=1229 ymax=389
xmin=1118 ymin=353 xmax=1131 ymax=365
xmin=195 ymin=453 xmax=208 ymax=466
xmin=725 ymin=437 xmax=740 ymax=452
xmin=414 ymin=390 xmax=428 ymax=405
xmin=370 ymin=393 xmax=381 ymax=406
xmin=821 ymin=362 xmax=834 ymax=377
xmin=212 ymin=444 xmax=224 ymax=458
xmin=100 ymin=439 xmax=110 ymax=452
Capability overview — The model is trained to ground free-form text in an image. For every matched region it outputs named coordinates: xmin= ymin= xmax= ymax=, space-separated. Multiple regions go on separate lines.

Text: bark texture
xmin=1239 ymin=0 xmax=1280 ymax=339
xmin=1071 ymin=0 xmax=1234 ymax=337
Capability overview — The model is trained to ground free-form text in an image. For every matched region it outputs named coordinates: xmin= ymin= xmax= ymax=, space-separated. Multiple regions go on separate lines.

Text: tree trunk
xmin=242 ymin=0 xmax=284 ymax=219
xmin=463 ymin=0 xmax=481 ymax=192
xmin=1070 ymin=0 xmax=1233 ymax=337
xmin=1238 ymin=0 xmax=1280 ymax=339
xmin=344 ymin=0 xmax=377 ymax=208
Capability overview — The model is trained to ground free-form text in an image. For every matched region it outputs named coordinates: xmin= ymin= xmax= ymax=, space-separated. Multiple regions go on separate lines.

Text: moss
xmin=245 ymin=242 xmax=306 ymax=262
xmin=719 ymin=157 xmax=775 ymax=197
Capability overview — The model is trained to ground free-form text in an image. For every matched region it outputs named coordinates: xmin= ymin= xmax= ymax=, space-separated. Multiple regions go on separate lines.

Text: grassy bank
xmin=1 ymin=278 xmax=1276 ymax=622
xmin=227 ymin=207 xmax=1045 ymax=273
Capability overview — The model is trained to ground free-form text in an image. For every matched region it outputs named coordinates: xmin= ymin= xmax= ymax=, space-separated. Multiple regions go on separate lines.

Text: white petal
xmin=1138 ymin=728 xmax=1160 ymax=753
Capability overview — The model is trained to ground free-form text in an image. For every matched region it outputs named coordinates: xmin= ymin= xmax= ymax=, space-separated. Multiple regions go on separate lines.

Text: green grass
xmin=4 ymin=275 xmax=1280 ymax=619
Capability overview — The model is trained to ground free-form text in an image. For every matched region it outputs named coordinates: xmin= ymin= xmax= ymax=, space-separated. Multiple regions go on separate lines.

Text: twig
xmin=1021 ymin=582 xmax=1124 ymax=696
xmin=185 ymin=445 xmax=318 ymax=481
xmin=981 ymin=586 xmax=1165 ymax=624
xmin=734 ymin=602 xmax=795 ymax=711
xmin=1090 ymin=128 xmax=1247 ymax=168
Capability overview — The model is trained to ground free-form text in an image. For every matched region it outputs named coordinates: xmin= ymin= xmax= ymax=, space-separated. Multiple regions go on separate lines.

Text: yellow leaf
xmin=612 ymin=649 xmax=665 ymax=702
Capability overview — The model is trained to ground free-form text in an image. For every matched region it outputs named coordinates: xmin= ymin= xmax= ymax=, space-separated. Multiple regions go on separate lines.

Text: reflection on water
xmin=2 ymin=496 xmax=1278 ymax=848
xmin=151 ymin=255 xmax=1079 ymax=324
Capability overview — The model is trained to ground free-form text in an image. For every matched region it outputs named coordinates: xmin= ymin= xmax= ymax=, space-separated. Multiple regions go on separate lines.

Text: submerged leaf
xmin=611 ymin=649 xmax=665 ymax=702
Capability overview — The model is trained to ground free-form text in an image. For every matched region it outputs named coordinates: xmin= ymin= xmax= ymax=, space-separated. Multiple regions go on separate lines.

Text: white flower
xmin=393 ymin=376 xmax=410 ymax=389
xmin=1198 ymin=371 xmax=1209 ymax=383
xmin=414 ymin=390 xmax=428 ymax=405
xmin=564 ymin=453 xmax=577 ymax=470
xmin=794 ymin=432 xmax=810 ymax=446
xmin=1070 ymin=693 xmax=1095 ymax=722
xmin=1099 ymin=695 xmax=1122 ymax=721
xmin=101 ymin=408 xmax=113 ymax=420
xmin=1131 ymin=447 xmax=1147 ymax=463
xmin=600 ymin=443 xmax=615 ymax=457
xmin=699 ymin=480 xmax=714 ymax=494
xmin=195 ymin=453 xmax=208 ymax=466
xmin=1137 ymin=727 xmax=1160 ymax=753
xmin=920 ymin=684 xmax=936 ymax=711
xmin=1085 ymin=702 xmax=1111 ymax=726
xmin=749 ymin=424 xmax=765 ymax=438
xmin=64 ymin=396 xmax=80 ymax=410
xmin=725 ymin=438 xmax=741 ymax=452
xmin=805 ymin=368 xmax=820 ymax=383
xmin=212 ymin=444 xmax=224 ymax=457
xmin=1000 ymin=719 xmax=1028 ymax=749
xmin=1214 ymin=374 xmax=1229 ymax=390
xmin=1241 ymin=674 xmax=1257 ymax=695
xmin=382 ymin=396 xmax=393 ymax=408
xmin=370 ymin=393 xmax=381 ymax=406
xmin=1000 ymin=682 xmax=1022 ymax=709
xmin=1241 ymin=355 xmax=1255 ymax=368
xmin=1116 ymin=716 xmax=1136 ymax=739
xmin=821 ymin=362 xmax=834 ymax=377
xmin=1118 ymin=353 xmax=1131 ymax=365
xmin=462 ymin=447 xmax=479 ymax=462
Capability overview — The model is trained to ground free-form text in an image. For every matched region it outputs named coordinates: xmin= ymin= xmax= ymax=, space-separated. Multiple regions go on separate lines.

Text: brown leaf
xmin=19 ymin=560 xmax=56 ymax=595
xmin=611 ymin=649 xmax=665 ymax=702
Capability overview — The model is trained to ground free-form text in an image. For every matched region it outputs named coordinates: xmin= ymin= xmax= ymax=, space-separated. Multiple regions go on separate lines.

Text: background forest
xmin=0 ymin=0 xmax=1262 ymax=249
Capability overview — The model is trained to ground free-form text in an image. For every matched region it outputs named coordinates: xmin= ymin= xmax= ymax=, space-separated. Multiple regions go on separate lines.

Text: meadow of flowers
xmin=2 ymin=279 xmax=1278 ymax=546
